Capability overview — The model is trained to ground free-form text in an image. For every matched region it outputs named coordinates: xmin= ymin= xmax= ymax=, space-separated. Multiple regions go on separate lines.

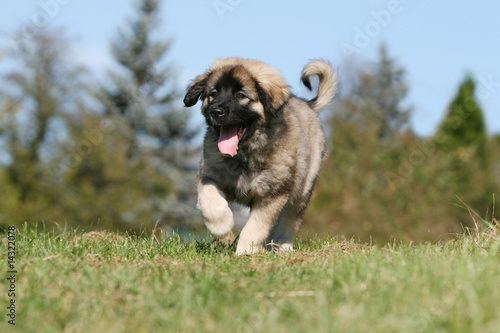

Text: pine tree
xmin=436 ymin=75 xmax=487 ymax=165
xmin=345 ymin=44 xmax=412 ymax=142
xmin=325 ymin=44 xmax=412 ymax=171
xmin=99 ymin=0 xmax=195 ymax=160
xmin=96 ymin=0 xmax=199 ymax=230
xmin=434 ymin=75 xmax=498 ymax=225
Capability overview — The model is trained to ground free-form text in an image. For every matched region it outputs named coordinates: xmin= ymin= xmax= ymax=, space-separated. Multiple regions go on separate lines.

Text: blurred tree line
xmin=306 ymin=45 xmax=500 ymax=242
xmin=0 ymin=0 xmax=202 ymax=233
xmin=0 ymin=0 xmax=499 ymax=241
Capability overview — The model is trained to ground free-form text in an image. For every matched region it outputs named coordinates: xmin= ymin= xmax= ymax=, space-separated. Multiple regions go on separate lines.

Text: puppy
xmin=184 ymin=58 xmax=336 ymax=255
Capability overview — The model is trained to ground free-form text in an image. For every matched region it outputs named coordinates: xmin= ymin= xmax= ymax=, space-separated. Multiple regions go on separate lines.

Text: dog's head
xmin=184 ymin=58 xmax=291 ymax=157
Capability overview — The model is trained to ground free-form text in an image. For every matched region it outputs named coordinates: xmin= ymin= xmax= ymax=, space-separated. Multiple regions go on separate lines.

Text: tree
xmin=325 ymin=44 xmax=413 ymax=196
xmin=99 ymin=0 xmax=195 ymax=160
xmin=60 ymin=109 xmax=177 ymax=230
xmin=334 ymin=44 xmax=411 ymax=143
xmin=0 ymin=2 xmax=201 ymax=231
xmin=307 ymin=45 xmax=488 ymax=242
xmin=435 ymin=75 xmax=488 ymax=166
xmin=306 ymin=45 xmax=415 ymax=241
xmin=433 ymin=75 xmax=496 ymax=223
xmin=95 ymin=0 xmax=199 ymax=230
xmin=0 ymin=28 xmax=89 ymax=226
xmin=307 ymin=48 xmax=499 ymax=242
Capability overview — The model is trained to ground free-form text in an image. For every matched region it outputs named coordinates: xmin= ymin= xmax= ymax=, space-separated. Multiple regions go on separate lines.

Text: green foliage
xmin=0 ymin=4 xmax=498 ymax=244
xmin=60 ymin=111 xmax=175 ymax=229
xmin=1 ymin=226 xmax=499 ymax=332
xmin=99 ymin=0 xmax=196 ymax=158
xmin=306 ymin=46 xmax=499 ymax=243
xmin=433 ymin=75 xmax=496 ymax=220
xmin=334 ymin=44 xmax=411 ymax=142
xmin=0 ymin=1 xmax=200 ymax=231
xmin=436 ymin=75 xmax=487 ymax=163
xmin=434 ymin=75 xmax=490 ymax=199
xmin=0 ymin=28 xmax=90 ymax=225
xmin=89 ymin=0 xmax=199 ymax=230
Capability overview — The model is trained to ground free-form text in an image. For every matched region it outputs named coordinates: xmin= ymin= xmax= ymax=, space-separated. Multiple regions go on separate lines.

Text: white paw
xmin=267 ymin=241 xmax=294 ymax=253
xmin=277 ymin=242 xmax=294 ymax=252
xmin=197 ymin=184 xmax=234 ymax=238
xmin=235 ymin=242 xmax=262 ymax=256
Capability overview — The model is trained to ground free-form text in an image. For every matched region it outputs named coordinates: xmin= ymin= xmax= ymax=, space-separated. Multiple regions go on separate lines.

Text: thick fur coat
xmin=184 ymin=58 xmax=336 ymax=254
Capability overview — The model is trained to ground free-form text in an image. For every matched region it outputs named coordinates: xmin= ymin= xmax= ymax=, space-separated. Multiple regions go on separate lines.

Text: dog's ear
xmin=239 ymin=59 xmax=291 ymax=115
xmin=253 ymin=75 xmax=290 ymax=116
xmin=257 ymin=86 xmax=276 ymax=117
xmin=256 ymin=83 xmax=289 ymax=117
xmin=184 ymin=74 xmax=208 ymax=107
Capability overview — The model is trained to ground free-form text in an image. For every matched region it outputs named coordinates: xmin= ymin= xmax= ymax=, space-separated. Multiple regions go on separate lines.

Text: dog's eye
xmin=235 ymin=92 xmax=247 ymax=100
xmin=209 ymin=90 xmax=218 ymax=98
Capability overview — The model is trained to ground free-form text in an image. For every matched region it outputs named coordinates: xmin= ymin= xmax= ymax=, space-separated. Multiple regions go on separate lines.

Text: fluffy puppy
xmin=184 ymin=57 xmax=336 ymax=255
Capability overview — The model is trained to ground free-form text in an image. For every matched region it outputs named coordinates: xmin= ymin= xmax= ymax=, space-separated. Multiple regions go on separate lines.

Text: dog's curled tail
xmin=301 ymin=60 xmax=337 ymax=112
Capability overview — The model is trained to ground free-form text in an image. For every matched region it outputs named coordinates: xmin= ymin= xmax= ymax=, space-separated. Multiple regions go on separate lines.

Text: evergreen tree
xmin=340 ymin=44 xmax=412 ymax=142
xmin=436 ymin=75 xmax=488 ymax=165
xmin=325 ymin=45 xmax=412 ymax=180
xmin=96 ymin=0 xmax=199 ymax=230
xmin=99 ymin=0 xmax=195 ymax=161
xmin=433 ymin=75 xmax=495 ymax=223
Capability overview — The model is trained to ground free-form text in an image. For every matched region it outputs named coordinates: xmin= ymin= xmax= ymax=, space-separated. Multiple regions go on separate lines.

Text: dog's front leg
xmin=197 ymin=182 xmax=235 ymax=243
xmin=235 ymin=196 xmax=288 ymax=255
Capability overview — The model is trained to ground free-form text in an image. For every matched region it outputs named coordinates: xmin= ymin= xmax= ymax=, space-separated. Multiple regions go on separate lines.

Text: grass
xmin=1 ymin=223 xmax=500 ymax=333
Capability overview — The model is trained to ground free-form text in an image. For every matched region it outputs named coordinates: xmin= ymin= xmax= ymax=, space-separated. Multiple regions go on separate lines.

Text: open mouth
xmin=217 ymin=126 xmax=247 ymax=157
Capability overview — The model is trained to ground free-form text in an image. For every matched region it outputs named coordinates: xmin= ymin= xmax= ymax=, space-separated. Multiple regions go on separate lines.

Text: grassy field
xmin=1 ymin=224 xmax=500 ymax=333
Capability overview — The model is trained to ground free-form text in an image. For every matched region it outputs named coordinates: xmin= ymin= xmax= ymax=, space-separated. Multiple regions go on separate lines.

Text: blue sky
xmin=1 ymin=0 xmax=500 ymax=136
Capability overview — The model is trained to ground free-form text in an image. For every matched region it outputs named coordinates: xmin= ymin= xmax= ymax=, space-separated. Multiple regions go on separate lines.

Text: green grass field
xmin=1 ymin=224 xmax=500 ymax=333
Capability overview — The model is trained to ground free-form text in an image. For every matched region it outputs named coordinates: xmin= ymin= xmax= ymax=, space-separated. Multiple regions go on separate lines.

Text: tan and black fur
xmin=184 ymin=58 xmax=336 ymax=255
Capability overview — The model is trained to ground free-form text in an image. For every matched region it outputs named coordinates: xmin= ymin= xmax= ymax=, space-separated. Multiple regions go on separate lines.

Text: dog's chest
xmin=234 ymin=170 xmax=274 ymax=200
xmin=208 ymin=156 xmax=273 ymax=202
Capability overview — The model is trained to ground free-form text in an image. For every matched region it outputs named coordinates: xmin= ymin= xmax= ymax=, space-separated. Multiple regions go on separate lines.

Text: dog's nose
xmin=209 ymin=108 xmax=225 ymax=118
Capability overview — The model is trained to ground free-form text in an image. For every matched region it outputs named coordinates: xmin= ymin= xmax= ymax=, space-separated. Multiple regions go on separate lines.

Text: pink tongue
xmin=218 ymin=126 xmax=239 ymax=157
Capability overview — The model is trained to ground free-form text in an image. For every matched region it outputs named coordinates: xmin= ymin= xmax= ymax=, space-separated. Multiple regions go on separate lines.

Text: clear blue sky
xmin=1 ymin=0 xmax=499 ymax=136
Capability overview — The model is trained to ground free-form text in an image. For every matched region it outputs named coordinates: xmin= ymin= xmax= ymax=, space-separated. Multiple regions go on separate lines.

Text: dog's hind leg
xmin=197 ymin=182 xmax=235 ymax=242
xmin=235 ymin=196 xmax=288 ymax=255
xmin=272 ymin=204 xmax=303 ymax=252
